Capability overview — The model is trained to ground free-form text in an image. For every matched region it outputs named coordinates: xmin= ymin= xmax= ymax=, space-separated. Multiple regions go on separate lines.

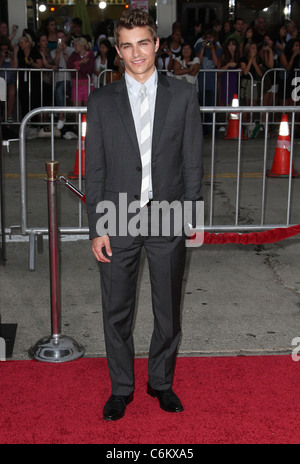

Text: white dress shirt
xmin=125 ymin=69 xmax=158 ymax=199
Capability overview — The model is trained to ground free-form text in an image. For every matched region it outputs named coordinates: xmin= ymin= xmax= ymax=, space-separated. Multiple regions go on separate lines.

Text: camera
xmin=163 ymin=48 xmax=167 ymax=53
xmin=263 ymin=40 xmax=268 ymax=47
xmin=58 ymin=38 xmax=62 ymax=44
xmin=206 ymin=41 xmax=212 ymax=47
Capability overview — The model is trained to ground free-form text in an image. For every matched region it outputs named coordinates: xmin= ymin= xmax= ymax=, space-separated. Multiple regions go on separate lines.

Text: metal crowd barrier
xmin=12 ymin=105 xmax=300 ymax=270
xmin=0 ymin=68 xmax=92 ymax=124
xmin=1 ymin=67 xmax=300 ymax=125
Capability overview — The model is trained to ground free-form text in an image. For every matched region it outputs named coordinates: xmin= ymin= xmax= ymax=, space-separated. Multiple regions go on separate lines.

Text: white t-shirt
xmin=50 ymin=46 xmax=74 ymax=84
xmin=174 ymin=56 xmax=200 ymax=89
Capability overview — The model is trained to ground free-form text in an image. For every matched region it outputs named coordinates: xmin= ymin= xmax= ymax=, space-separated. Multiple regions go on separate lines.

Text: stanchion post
xmin=28 ymin=161 xmax=85 ymax=362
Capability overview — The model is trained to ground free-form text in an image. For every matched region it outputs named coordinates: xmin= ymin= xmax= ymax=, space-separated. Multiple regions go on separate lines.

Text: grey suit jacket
xmin=85 ymin=72 xmax=203 ymax=247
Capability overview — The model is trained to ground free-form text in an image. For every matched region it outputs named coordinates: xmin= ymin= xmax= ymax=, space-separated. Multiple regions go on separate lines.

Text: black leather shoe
xmin=147 ymin=384 xmax=184 ymax=412
xmin=103 ymin=393 xmax=134 ymax=421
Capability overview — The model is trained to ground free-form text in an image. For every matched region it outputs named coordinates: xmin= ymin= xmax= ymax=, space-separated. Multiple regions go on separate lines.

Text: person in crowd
xmin=0 ymin=37 xmax=18 ymax=123
xmin=44 ymin=16 xmax=58 ymax=52
xmin=36 ymin=32 xmax=58 ymax=136
xmin=155 ymin=37 xmax=174 ymax=75
xmin=51 ymin=30 xmax=74 ymax=129
xmin=240 ymin=42 xmax=263 ymax=136
xmin=241 ymin=42 xmax=263 ymax=105
xmin=260 ymin=34 xmax=278 ymax=100
xmin=66 ymin=17 xmax=83 ymax=48
xmin=286 ymin=19 xmax=299 ymax=42
xmin=17 ymin=33 xmax=43 ymax=119
xmin=67 ymin=36 xmax=95 ymax=106
xmin=211 ymin=19 xmax=222 ymax=45
xmin=186 ymin=20 xmax=203 ymax=47
xmin=240 ymin=26 xmax=254 ymax=59
xmin=253 ymin=16 xmax=267 ymax=47
xmin=219 ymin=20 xmax=233 ymax=46
xmin=195 ymin=29 xmax=222 ymax=134
xmin=22 ymin=28 xmax=36 ymax=43
xmin=173 ymin=41 xmax=200 ymax=91
xmin=279 ymin=38 xmax=300 ymax=105
xmin=36 ymin=33 xmax=57 ymax=106
xmin=225 ymin=17 xmax=245 ymax=46
xmin=93 ymin=38 xmax=118 ymax=87
xmin=0 ymin=22 xmax=18 ymax=42
xmin=275 ymin=24 xmax=287 ymax=57
xmin=85 ymin=8 xmax=203 ymax=422
xmin=167 ymin=27 xmax=183 ymax=58
xmin=219 ymin=38 xmax=240 ymax=106
xmin=259 ymin=34 xmax=278 ymax=134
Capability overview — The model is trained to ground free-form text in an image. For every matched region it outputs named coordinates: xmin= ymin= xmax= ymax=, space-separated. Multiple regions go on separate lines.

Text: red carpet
xmin=1 ymin=356 xmax=300 ymax=444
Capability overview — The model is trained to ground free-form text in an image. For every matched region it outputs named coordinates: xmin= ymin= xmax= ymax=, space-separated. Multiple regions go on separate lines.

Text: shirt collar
xmin=125 ymin=68 xmax=158 ymax=97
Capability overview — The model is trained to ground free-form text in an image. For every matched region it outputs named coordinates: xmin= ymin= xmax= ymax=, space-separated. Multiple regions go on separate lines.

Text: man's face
xmin=116 ymin=26 xmax=159 ymax=83
xmin=235 ymin=20 xmax=244 ymax=33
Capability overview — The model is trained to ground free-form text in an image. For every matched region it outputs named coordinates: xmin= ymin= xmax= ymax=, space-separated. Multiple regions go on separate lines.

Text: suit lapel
xmin=113 ymin=78 xmax=140 ymax=157
xmin=152 ymin=74 xmax=172 ymax=153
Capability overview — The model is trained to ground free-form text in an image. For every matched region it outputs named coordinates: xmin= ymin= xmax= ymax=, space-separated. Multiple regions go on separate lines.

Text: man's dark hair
xmin=114 ymin=8 xmax=157 ymax=46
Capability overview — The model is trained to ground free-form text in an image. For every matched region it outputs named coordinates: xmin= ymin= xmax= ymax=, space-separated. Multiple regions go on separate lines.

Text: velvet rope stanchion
xmin=59 ymin=177 xmax=300 ymax=246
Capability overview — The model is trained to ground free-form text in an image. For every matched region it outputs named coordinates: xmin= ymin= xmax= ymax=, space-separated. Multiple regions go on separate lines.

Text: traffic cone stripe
xmin=276 ymin=140 xmax=290 ymax=151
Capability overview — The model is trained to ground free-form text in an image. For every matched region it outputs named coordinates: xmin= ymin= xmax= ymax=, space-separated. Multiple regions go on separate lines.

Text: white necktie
xmin=139 ymin=84 xmax=151 ymax=208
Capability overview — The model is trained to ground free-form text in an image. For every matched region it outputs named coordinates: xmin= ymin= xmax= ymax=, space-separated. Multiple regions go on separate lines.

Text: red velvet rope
xmin=202 ymin=224 xmax=300 ymax=245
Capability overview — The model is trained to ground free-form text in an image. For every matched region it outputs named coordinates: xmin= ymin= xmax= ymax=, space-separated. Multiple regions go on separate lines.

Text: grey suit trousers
xmin=99 ymin=229 xmax=186 ymax=396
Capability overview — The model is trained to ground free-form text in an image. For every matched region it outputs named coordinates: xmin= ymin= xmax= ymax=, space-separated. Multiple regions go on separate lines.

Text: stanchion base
xmin=28 ymin=334 xmax=85 ymax=363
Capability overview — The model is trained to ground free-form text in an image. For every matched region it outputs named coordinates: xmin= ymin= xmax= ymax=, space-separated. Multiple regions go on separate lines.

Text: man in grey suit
xmin=85 ymin=9 xmax=203 ymax=421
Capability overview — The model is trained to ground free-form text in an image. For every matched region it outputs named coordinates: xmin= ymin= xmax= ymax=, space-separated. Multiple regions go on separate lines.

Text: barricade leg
xmin=28 ymin=161 xmax=85 ymax=362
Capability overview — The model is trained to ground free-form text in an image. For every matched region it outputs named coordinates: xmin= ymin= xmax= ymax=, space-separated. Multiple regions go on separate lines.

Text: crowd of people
xmin=0 ymin=14 xmax=299 ymax=138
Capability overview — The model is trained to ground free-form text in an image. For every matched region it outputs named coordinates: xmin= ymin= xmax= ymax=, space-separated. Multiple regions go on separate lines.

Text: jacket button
xmin=136 ymin=166 xmax=142 ymax=171
xmin=135 ymin=194 xmax=140 ymax=200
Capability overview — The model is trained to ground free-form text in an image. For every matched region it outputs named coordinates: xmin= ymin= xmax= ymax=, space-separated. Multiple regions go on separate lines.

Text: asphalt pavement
xmin=1 ymin=129 xmax=300 ymax=361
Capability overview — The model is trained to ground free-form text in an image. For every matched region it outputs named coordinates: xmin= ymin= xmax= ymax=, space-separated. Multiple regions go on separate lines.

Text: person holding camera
xmin=195 ymin=29 xmax=222 ymax=134
xmin=51 ymin=30 xmax=74 ymax=129
xmin=155 ymin=38 xmax=174 ymax=75
xmin=0 ymin=37 xmax=18 ymax=123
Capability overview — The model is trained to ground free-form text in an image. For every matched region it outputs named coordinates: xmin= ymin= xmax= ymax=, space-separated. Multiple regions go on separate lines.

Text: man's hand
xmin=92 ymin=235 xmax=112 ymax=263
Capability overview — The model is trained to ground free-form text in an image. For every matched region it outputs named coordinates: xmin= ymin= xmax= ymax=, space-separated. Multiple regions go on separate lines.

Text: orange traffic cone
xmin=69 ymin=114 xmax=86 ymax=179
xmin=224 ymin=94 xmax=247 ymax=140
xmin=266 ymin=114 xmax=299 ymax=178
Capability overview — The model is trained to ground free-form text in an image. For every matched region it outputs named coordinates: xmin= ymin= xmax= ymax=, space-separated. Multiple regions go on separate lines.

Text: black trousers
xmin=99 ymin=232 xmax=187 ymax=396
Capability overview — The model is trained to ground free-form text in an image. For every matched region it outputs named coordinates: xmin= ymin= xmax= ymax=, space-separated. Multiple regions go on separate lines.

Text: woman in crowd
xmin=51 ymin=30 xmax=74 ymax=129
xmin=36 ymin=33 xmax=57 ymax=106
xmin=168 ymin=27 xmax=183 ymax=58
xmin=219 ymin=38 xmax=240 ymax=105
xmin=17 ymin=33 xmax=42 ymax=118
xmin=0 ymin=37 xmax=18 ymax=123
xmin=93 ymin=38 xmax=117 ymax=87
xmin=240 ymin=26 xmax=254 ymax=59
xmin=67 ymin=37 xmax=95 ymax=106
xmin=275 ymin=25 xmax=287 ymax=57
xmin=260 ymin=34 xmax=278 ymax=106
xmin=240 ymin=42 xmax=263 ymax=136
xmin=155 ymin=38 xmax=174 ymax=75
xmin=44 ymin=16 xmax=58 ymax=52
xmin=173 ymin=41 xmax=200 ymax=91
